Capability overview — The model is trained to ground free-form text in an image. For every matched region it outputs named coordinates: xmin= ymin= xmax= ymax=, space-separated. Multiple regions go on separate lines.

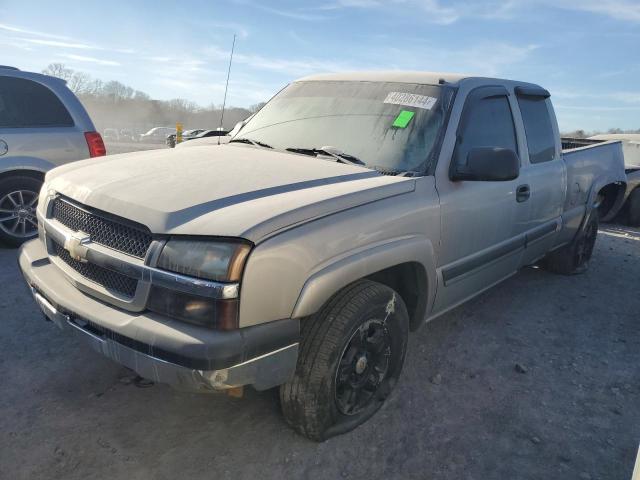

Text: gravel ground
xmin=1 ymin=225 xmax=638 ymax=480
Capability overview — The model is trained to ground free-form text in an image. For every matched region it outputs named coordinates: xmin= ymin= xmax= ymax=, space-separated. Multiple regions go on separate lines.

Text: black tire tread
xmin=543 ymin=212 xmax=598 ymax=275
xmin=627 ymin=188 xmax=640 ymax=227
xmin=280 ymin=280 xmax=398 ymax=441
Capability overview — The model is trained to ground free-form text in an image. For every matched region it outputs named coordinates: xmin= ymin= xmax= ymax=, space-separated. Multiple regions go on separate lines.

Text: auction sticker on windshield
xmin=384 ymin=92 xmax=437 ymax=110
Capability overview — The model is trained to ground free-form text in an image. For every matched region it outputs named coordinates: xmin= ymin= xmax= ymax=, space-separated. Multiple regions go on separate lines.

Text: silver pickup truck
xmin=19 ymin=71 xmax=626 ymax=441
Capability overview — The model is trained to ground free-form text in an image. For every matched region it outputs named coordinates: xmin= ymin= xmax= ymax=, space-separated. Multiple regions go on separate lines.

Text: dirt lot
xmin=1 ymin=225 xmax=638 ymax=480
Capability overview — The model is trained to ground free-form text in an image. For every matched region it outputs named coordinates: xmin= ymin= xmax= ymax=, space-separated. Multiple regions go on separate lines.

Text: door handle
xmin=516 ymin=184 xmax=530 ymax=202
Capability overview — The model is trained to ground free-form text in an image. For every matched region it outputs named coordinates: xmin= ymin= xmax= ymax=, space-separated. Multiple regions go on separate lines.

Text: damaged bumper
xmin=18 ymin=239 xmax=299 ymax=392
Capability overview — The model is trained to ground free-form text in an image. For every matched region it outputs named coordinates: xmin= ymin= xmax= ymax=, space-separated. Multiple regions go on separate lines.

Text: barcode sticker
xmin=384 ymin=92 xmax=437 ymax=110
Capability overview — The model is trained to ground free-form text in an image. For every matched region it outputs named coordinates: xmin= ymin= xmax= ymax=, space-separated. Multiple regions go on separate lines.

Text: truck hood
xmin=47 ymin=145 xmax=415 ymax=242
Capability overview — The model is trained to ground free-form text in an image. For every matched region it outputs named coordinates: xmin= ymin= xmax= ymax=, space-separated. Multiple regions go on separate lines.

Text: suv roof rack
xmin=0 ymin=65 xmax=20 ymax=70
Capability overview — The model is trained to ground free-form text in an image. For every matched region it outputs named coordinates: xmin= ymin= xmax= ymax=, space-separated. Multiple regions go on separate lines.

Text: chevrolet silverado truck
xmin=19 ymin=72 xmax=627 ymax=441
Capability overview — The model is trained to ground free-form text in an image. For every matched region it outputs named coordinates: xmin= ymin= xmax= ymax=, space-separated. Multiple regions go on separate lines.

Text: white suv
xmin=0 ymin=66 xmax=105 ymax=245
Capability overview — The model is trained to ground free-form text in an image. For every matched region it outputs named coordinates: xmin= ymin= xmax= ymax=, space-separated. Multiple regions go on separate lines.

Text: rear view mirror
xmin=451 ymin=147 xmax=520 ymax=181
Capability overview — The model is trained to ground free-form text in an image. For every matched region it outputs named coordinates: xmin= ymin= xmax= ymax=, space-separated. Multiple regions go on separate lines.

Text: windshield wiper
xmin=286 ymin=146 xmax=365 ymax=166
xmin=229 ymin=137 xmax=273 ymax=149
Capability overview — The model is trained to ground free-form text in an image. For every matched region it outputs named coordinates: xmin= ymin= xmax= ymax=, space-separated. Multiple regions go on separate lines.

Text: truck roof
xmin=296 ymin=70 xmax=541 ymax=89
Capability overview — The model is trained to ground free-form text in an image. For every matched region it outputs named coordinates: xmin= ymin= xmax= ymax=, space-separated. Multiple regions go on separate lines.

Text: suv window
xmin=454 ymin=94 xmax=517 ymax=168
xmin=517 ymin=96 xmax=555 ymax=164
xmin=0 ymin=77 xmax=74 ymax=128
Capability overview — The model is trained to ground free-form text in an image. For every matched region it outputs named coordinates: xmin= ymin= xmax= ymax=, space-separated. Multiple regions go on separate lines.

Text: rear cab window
xmin=516 ymin=89 xmax=556 ymax=164
xmin=0 ymin=76 xmax=74 ymax=128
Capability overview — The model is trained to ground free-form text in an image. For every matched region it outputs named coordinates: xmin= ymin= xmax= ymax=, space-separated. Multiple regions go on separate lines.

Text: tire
xmin=0 ymin=175 xmax=42 ymax=247
xmin=280 ymin=280 xmax=409 ymax=441
xmin=542 ymin=211 xmax=598 ymax=275
xmin=627 ymin=188 xmax=640 ymax=227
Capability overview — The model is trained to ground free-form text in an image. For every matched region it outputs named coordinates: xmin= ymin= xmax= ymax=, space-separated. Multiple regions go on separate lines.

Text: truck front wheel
xmin=280 ymin=280 xmax=409 ymax=441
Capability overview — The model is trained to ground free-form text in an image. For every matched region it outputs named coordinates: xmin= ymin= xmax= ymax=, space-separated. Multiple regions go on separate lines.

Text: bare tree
xmin=42 ymin=63 xmax=73 ymax=82
xmin=67 ymin=71 xmax=93 ymax=94
xmin=249 ymin=102 xmax=267 ymax=113
xmin=40 ymin=63 xmax=253 ymax=132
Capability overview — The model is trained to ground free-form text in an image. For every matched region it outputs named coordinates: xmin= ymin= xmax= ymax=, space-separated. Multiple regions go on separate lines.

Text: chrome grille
xmin=53 ymin=242 xmax=138 ymax=298
xmin=52 ymin=197 xmax=152 ymax=258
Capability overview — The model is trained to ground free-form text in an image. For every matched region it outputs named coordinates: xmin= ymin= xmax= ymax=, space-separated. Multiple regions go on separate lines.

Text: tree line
xmin=42 ymin=63 xmax=265 ymax=135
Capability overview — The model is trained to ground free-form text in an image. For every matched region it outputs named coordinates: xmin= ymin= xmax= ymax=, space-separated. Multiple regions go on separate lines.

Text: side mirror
xmin=451 ymin=147 xmax=520 ymax=181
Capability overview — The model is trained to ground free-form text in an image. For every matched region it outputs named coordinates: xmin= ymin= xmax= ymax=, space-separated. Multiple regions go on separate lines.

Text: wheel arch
xmin=0 ymin=168 xmax=45 ymax=183
xmin=594 ymin=181 xmax=626 ymax=222
xmin=291 ymin=236 xmax=436 ymax=332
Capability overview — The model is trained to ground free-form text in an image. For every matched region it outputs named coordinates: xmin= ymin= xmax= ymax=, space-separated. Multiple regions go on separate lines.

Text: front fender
xmin=291 ymin=235 xmax=436 ymax=321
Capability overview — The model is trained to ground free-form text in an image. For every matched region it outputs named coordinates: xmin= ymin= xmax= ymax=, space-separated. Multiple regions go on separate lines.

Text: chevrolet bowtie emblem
xmin=64 ymin=231 xmax=91 ymax=263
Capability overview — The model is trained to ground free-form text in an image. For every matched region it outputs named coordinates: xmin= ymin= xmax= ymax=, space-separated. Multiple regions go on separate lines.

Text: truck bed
xmin=561 ymin=140 xmax=627 ymax=221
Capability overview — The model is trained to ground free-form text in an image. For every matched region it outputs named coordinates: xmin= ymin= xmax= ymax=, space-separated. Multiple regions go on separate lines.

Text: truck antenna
xmin=218 ymin=34 xmax=236 ymax=145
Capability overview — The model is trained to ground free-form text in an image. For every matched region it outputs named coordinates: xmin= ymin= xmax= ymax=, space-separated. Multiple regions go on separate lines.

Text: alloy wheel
xmin=0 ymin=189 xmax=39 ymax=238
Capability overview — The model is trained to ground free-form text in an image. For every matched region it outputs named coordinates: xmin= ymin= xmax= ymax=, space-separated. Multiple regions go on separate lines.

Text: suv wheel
xmin=280 ymin=280 xmax=409 ymax=441
xmin=0 ymin=175 xmax=42 ymax=246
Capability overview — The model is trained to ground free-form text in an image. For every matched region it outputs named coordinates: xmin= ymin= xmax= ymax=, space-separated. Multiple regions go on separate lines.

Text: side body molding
xmin=291 ymin=235 xmax=437 ymax=324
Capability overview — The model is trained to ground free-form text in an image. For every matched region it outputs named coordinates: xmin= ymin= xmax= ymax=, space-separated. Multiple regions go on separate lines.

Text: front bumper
xmin=19 ymin=238 xmax=299 ymax=392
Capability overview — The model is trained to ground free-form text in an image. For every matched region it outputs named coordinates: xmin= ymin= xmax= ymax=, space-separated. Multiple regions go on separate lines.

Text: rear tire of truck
xmin=627 ymin=188 xmax=640 ymax=227
xmin=542 ymin=211 xmax=598 ymax=275
xmin=280 ymin=280 xmax=409 ymax=441
xmin=0 ymin=175 xmax=42 ymax=247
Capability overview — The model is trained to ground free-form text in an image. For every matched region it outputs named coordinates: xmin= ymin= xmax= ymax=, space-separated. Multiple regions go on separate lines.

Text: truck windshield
xmin=233 ymin=81 xmax=453 ymax=174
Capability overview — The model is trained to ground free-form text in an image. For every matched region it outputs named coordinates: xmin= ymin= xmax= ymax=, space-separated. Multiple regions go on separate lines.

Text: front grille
xmin=52 ymin=197 xmax=152 ymax=259
xmin=54 ymin=242 xmax=138 ymax=298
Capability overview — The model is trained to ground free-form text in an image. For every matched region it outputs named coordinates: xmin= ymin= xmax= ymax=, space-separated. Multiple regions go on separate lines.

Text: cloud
xmin=315 ymin=0 xmax=459 ymax=23
xmin=206 ymin=21 xmax=250 ymax=39
xmin=57 ymin=54 xmax=121 ymax=66
xmin=233 ymin=0 xmax=327 ymax=20
xmin=203 ymin=45 xmax=356 ymax=76
xmin=379 ymin=41 xmax=538 ymax=77
xmin=554 ymin=90 xmax=640 ymax=104
xmin=318 ymin=0 xmax=383 ymax=9
xmin=315 ymin=0 xmax=640 ymax=24
xmin=555 ymin=104 xmax=640 ymax=111
xmin=0 ymin=22 xmax=71 ymax=40
xmin=19 ymin=37 xmax=102 ymax=50
xmin=551 ymin=0 xmax=640 ymax=22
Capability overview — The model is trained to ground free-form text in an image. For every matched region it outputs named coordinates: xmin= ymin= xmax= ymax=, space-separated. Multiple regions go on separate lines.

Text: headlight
xmin=156 ymin=238 xmax=252 ymax=282
xmin=148 ymin=238 xmax=252 ymax=330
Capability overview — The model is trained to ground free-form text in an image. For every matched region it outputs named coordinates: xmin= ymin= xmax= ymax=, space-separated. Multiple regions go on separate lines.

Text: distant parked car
xmin=194 ymin=128 xmax=230 ymax=139
xmin=0 ymin=65 xmax=105 ymax=246
xmin=139 ymin=127 xmax=176 ymax=143
xmin=119 ymin=129 xmax=136 ymax=142
xmin=174 ymin=120 xmax=250 ymax=149
xmin=165 ymin=129 xmax=205 ymax=148
xmin=103 ymin=128 xmax=119 ymax=142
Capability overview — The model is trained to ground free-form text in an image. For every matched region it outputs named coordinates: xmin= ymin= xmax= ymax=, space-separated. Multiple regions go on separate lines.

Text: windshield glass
xmin=233 ymin=81 xmax=454 ymax=173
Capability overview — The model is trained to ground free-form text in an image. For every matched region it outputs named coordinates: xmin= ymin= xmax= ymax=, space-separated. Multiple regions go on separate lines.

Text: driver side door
xmin=432 ymin=86 xmax=527 ymax=314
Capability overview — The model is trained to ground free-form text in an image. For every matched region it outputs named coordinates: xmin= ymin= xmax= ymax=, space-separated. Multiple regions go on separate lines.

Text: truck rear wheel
xmin=627 ymin=188 xmax=640 ymax=227
xmin=0 ymin=175 xmax=42 ymax=247
xmin=542 ymin=211 xmax=598 ymax=275
xmin=280 ymin=280 xmax=409 ymax=441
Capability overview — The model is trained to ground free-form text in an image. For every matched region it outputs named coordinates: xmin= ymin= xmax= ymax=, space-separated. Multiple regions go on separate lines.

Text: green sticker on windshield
xmin=392 ymin=110 xmax=415 ymax=128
